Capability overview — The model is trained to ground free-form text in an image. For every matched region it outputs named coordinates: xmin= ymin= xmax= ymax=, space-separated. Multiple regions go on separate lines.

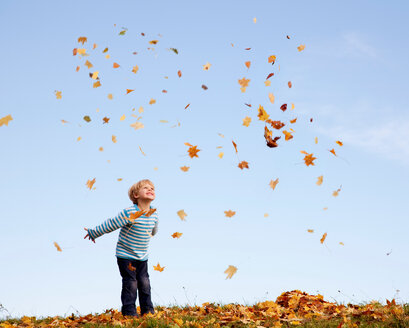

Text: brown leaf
xmin=238 ymin=161 xmax=249 ymax=169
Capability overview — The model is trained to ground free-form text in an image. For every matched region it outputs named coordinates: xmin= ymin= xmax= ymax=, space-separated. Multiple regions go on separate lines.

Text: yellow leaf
xmin=149 ymin=99 xmax=156 ymax=105
xmin=86 ymin=178 xmax=96 ymax=190
xmin=120 ymin=114 xmax=125 ymax=121
xmin=218 ymin=152 xmax=224 ymax=159
xmin=264 ymin=80 xmax=271 ymax=86
xmin=105 ymin=54 xmax=110 ymax=59
xmin=53 ymin=241 xmax=62 ymax=252
xmin=149 ymin=40 xmax=158 ymax=44
xmin=93 ymin=81 xmax=101 ymax=88
xmin=84 ymin=60 xmax=93 ymax=69
xmin=253 ymin=17 xmax=257 ymax=23
xmin=297 ymin=44 xmax=306 ymax=52
xmin=99 ymin=147 xmax=103 ymax=151
xmin=173 ymin=318 xmax=184 ymax=326
xmin=264 ymin=213 xmax=269 ymax=217
xmin=117 ymin=178 xmax=122 ymax=181
xmin=130 ymin=121 xmax=144 ymax=130
xmin=77 ymin=136 xmax=81 ymax=141
xmin=224 ymin=265 xmax=237 ymax=279
xmin=55 ymin=90 xmax=62 ymax=99
xmin=154 ymin=167 xmax=158 ymax=170
xmin=268 ymin=55 xmax=276 ymax=63
xmin=153 ymin=263 xmax=165 ymax=272
xmin=291 ymin=103 xmax=295 ymax=110
xmin=171 ymin=232 xmax=183 ymax=239
xmin=257 ymin=105 xmax=270 ymax=121
xmin=323 ymin=207 xmax=328 ymax=210
xmin=240 ymin=87 xmax=247 ymax=92
xmin=315 ymin=137 xmax=318 ymax=144
xmin=132 ymin=65 xmax=139 ymax=73
xmin=138 ymin=106 xmax=144 ymax=113
xmin=180 ymin=166 xmax=190 ymax=172
xmin=203 ymin=62 xmax=211 ymax=70
xmin=268 ymin=92 xmax=275 ymax=104
xmin=91 ymin=71 xmax=99 ymax=79
xmin=77 ymin=48 xmax=87 ymax=55
xmin=242 ymin=116 xmax=251 ymax=127
xmin=339 ymin=242 xmax=344 ymax=246
xmin=159 ymin=120 xmax=168 ymax=123
xmin=269 ymin=178 xmax=279 ymax=190
xmin=112 ymin=135 xmax=117 ymax=143
xmin=107 ymin=93 xmax=113 ymax=100
xmin=316 ymin=175 xmax=323 ymax=186
xmin=224 ymin=210 xmax=236 ymax=217
xmin=139 ymin=146 xmax=146 ymax=156
xmin=177 ymin=209 xmax=187 ymax=221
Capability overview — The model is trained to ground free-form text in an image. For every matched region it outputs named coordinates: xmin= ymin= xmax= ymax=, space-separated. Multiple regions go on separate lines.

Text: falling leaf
xmin=53 ymin=242 xmax=62 ymax=252
xmin=171 ymin=232 xmax=183 ymax=239
xmin=185 ymin=103 xmax=190 ymax=110
xmin=224 ymin=210 xmax=236 ymax=217
xmin=242 ymin=116 xmax=251 ymax=127
xmin=132 ymin=65 xmax=139 ymax=73
xmin=244 ymin=47 xmax=251 ymax=50
xmin=73 ymin=48 xmax=77 ymax=56
xmin=203 ymin=62 xmax=211 ymax=70
xmin=336 ymin=140 xmax=343 ymax=146
xmin=315 ymin=137 xmax=318 ymax=144
xmin=55 ymin=90 xmax=62 ymax=99
xmin=264 ymin=126 xmax=281 ymax=148
xmin=282 ymin=130 xmax=293 ymax=141
xmin=128 ymin=263 xmax=136 ymax=271
xmin=185 ymin=143 xmax=200 ymax=158
xmin=232 ymin=140 xmax=238 ymax=153
xmin=245 ymin=61 xmax=251 ymax=69
xmin=310 ymin=118 xmax=313 ymax=122
xmin=289 ymin=118 xmax=297 ymax=124
xmin=224 ymin=265 xmax=237 ymax=279
xmin=112 ymin=135 xmax=117 ymax=143
xmin=107 ymin=94 xmax=113 ymax=100
xmin=119 ymin=28 xmax=127 ymax=36
xmin=268 ymin=55 xmax=276 ymax=64
xmin=103 ymin=117 xmax=110 ymax=124
xmin=238 ymin=161 xmax=249 ymax=169
xmin=300 ymin=150 xmax=317 ymax=166
xmin=83 ymin=116 xmax=91 ymax=122
xmin=280 ymin=104 xmax=287 ymax=112
xmin=201 ymin=84 xmax=208 ymax=90
xmin=297 ymin=44 xmax=306 ymax=52
xmin=333 ymin=186 xmax=342 ymax=197
xmin=170 ymin=48 xmax=178 ymax=54
xmin=86 ymin=178 xmax=96 ymax=190
xmin=93 ymin=43 xmax=97 ymax=49
xmin=266 ymin=73 xmax=274 ymax=80
xmin=113 ymin=62 xmax=120 ymax=68
xmin=84 ymin=60 xmax=93 ymax=69
xmin=238 ymin=77 xmax=250 ymax=88
xmin=320 ymin=233 xmax=327 ymax=244
xmin=329 ymin=148 xmax=337 ymax=156
xmin=339 ymin=242 xmax=344 ymax=246
xmin=77 ymin=36 xmax=87 ymax=45
xmin=77 ymin=48 xmax=87 ymax=56
xmin=130 ymin=121 xmax=144 ymax=130
xmin=120 ymin=114 xmax=125 ymax=121
xmin=162 ymin=89 xmax=167 ymax=93
xmin=316 ymin=175 xmax=323 ymax=186
xmin=153 ymin=263 xmax=165 ymax=272
xmin=76 ymin=66 xmax=80 ymax=72
xmin=218 ymin=152 xmax=224 ymax=159
xmin=77 ymin=136 xmax=81 ymax=141
xmin=105 ymin=54 xmax=110 ymax=59
xmin=286 ymin=35 xmax=290 ymax=39
xmin=159 ymin=120 xmax=168 ymax=123
xmin=264 ymin=213 xmax=269 ymax=218
xmin=269 ymin=178 xmax=279 ymax=190
xmin=268 ymin=93 xmax=275 ymax=104
xmin=178 ymin=70 xmax=182 ymax=78
xmin=126 ymin=89 xmax=134 ymax=94
xmin=307 ymin=229 xmax=314 ymax=233
xmin=288 ymin=81 xmax=292 ymax=88
xmin=177 ymin=209 xmax=187 ymax=221
xmin=149 ymin=40 xmax=158 ymax=44
xmin=323 ymin=207 xmax=328 ymax=210
xmin=253 ymin=17 xmax=257 ymax=23
xmin=180 ymin=166 xmax=190 ymax=172
xmin=99 ymin=147 xmax=103 ymax=151
xmin=93 ymin=81 xmax=101 ymax=88
xmin=264 ymin=80 xmax=271 ymax=86
xmin=149 ymin=98 xmax=156 ymax=105
xmin=258 ymin=105 xmax=270 ymax=121
xmin=61 ymin=119 xmax=69 ymax=124
xmin=91 ymin=71 xmax=99 ymax=80
xmin=102 ymin=47 xmax=108 ymax=53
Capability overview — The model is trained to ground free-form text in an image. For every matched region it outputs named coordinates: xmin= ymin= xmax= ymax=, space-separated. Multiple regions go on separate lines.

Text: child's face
xmin=135 ymin=183 xmax=155 ymax=203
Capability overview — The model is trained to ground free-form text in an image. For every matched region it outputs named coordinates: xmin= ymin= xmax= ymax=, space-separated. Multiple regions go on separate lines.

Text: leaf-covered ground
xmin=1 ymin=290 xmax=408 ymax=328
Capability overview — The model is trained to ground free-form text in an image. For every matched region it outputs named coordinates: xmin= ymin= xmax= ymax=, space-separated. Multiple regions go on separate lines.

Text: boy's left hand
xmin=84 ymin=228 xmax=96 ymax=243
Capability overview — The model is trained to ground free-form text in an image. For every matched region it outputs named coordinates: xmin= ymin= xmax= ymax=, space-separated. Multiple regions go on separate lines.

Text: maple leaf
xmin=268 ymin=55 xmax=276 ymax=64
xmin=203 ymin=62 xmax=211 ymax=70
xmin=218 ymin=152 xmax=224 ymax=158
xmin=145 ymin=208 xmax=157 ymax=217
xmin=132 ymin=65 xmax=139 ymax=73
xmin=76 ymin=66 xmax=80 ymax=72
xmin=268 ymin=93 xmax=275 ymax=104
xmin=77 ymin=36 xmax=87 ymax=45
xmin=336 ymin=140 xmax=343 ymax=146
xmin=232 ymin=140 xmax=238 ymax=153
xmin=77 ymin=48 xmax=87 ymax=56
xmin=280 ymin=104 xmax=287 ymax=112
xmin=93 ymin=43 xmax=97 ymax=49
xmin=329 ymin=148 xmax=337 ymax=156
xmin=238 ymin=77 xmax=250 ymax=88
xmin=54 ymin=90 xmax=62 ymax=99
xmin=91 ymin=71 xmax=99 ymax=80
xmin=288 ymin=81 xmax=292 ymax=88
xmin=128 ymin=263 xmax=136 ymax=271
xmin=112 ymin=135 xmax=117 ymax=143
xmin=102 ymin=47 xmax=108 ymax=53
xmin=113 ymin=62 xmax=120 ymax=68
xmin=119 ymin=28 xmax=127 ymax=36
xmin=297 ymin=44 xmax=306 ymax=52
xmin=53 ymin=242 xmax=62 ymax=252
xmin=177 ymin=209 xmax=187 ymax=221
xmin=186 ymin=144 xmax=201 ymax=158
xmin=282 ymin=130 xmax=293 ymax=141
xmin=300 ymin=151 xmax=316 ymax=166
xmin=103 ymin=117 xmax=110 ymax=124
xmin=153 ymin=263 xmax=165 ymax=272
xmin=258 ymin=105 xmax=270 ymax=121
xmin=83 ymin=116 xmax=91 ymax=122
xmin=171 ymin=232 xmax=183 ymax=239
xmin=180 ymin=166 xmax=190 ymax=172
xmin=245 ymin=61 xmax=251 ymax=69
xmin=130 ymin=121 xmax=144 ymax=130
xmin=224 ymin=210 xmax=236 ymax=217
xmin=93 ymin=81 xmax=101 ymax=88
xmin=320 ymin=233 xmax=327 ymax=244
xmin=316 ymin=175 xmax=323 ymax=186
xmin=149 ymin=98 xmax=156 ymax=105
xmin=264 ymin=126 xmax=281 ymax=148
xmin=269 ymin=178 xmax=279 ymax=190
xmin=77 ymin=136 xmax=82 ymax=142
xmin=86 ymin=178 xmax=96 ymax=190
xmin=84 ymin=60 xmax=93 ymax=69
xmin=339 ymin=242 xmax=344 ymax=246
xmin=224 ymin=265 xmax=237 ymax=279
xmin=126 ymin=89 xmax=134 ymax=94
xmin=238 ymin=161 xmax=249 ymax=169
xmin=61 ymin=119 xmax=69 ymax=124
xmin=242 ymin=116 xmax=251 ymax=127
xmin=266 ymin=120 xmax=285 ymax=130
xmin=264 ymin=80 xmax=271 ymax=86
xmin=126 ymin=210 xmax=147 ymax=222
xmin=178 ymin=70 xmax=182 ymax=78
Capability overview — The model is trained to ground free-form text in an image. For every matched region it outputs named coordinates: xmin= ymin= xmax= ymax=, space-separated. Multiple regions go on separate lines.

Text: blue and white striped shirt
xmin=87 ymin=204 xmax=158 ymax=261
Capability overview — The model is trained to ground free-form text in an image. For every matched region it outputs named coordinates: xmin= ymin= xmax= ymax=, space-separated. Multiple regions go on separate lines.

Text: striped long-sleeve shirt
xmin=87 ymin=204 xmax=159 ymax=261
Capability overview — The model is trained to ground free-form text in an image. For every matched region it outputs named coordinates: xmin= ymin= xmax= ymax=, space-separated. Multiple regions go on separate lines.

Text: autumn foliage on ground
xmin=1 ymin=290 xmax=408 ymax=328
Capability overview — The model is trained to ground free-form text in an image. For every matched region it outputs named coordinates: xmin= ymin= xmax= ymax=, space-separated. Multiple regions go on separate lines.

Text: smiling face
xmin=134 ymin=183 xmax=155 ymax=203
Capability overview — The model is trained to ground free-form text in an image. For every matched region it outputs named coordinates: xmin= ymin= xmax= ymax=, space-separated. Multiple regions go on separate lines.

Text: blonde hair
xmin=128 ymin=179 xmax=155 ymax=204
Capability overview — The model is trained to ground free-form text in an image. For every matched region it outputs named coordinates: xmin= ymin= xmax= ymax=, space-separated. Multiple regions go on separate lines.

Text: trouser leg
xmin=136 ymin=259 xmax=154 ymax=315
xmin=117 ymin=258 xmax=138 ymax=316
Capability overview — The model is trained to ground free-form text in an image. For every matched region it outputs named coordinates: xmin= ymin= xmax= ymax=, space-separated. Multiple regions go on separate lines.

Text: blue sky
xmin=1 ymin=0 xmax=409 ymax=319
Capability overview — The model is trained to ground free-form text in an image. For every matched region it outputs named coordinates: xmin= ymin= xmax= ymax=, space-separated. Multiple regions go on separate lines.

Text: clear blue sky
xmin=1 ymin=0 xmax=408 ymax=319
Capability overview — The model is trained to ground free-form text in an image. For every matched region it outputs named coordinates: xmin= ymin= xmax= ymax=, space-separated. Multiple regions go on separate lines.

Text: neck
xmin=137 ymin=199 xmax=151 ymax=211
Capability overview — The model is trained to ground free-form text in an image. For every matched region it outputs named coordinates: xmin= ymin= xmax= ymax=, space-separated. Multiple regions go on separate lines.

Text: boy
xmin=84 ymin=179 xmax=159 ymax=317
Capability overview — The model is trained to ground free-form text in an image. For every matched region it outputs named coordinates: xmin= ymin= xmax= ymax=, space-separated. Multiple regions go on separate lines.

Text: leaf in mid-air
xmin=113 ymin=62 xmax=120 ymax=68
xmin=53 ymin=242 xmax=62 ymax=252
xmin=180 ymin=166 xmax=190 ymax=172
xmin=238 ymin=161 xmax=249 ymax=169
xmin=55 ymin=90 xmax=62 ymax=99
xmin=297 ymin=44 xmax=306 ymax=52
xmin=153 ymin=263 xmax=165 ymax=272
xmin=83 ymin=116 xmax=91 ymax=122
xmin=203 ymin=62 xmax=211 ymax=70
xmin=316 ymin=175 xmax=323 ymax=186
xmin=269 ymin=178 xmax=279 ymax=190
xmin=224 ymin=265 xmax=237 ymax=279
xmin=86 ymin=178 xmax=96 ymax=190
xmin=224 ymin=210 xmax=236 ymax=217
xmin=112 ymin=135 xmax=117 ymax=143
xmin=177 ymin=210 xmax=187 ymax=221
xmin=320 ymin=233 xmax=327 ymax=244
xmin=171 ymin=232 xmax=183 ymax=239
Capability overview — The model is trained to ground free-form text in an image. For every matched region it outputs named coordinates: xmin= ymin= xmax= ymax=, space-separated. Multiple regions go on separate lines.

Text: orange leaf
xmin=86 ymin=178 xmax=96 ymax=190
xmin=245 ymin=61 xmax=251 ymax=69
xmin=269 ymin=178 xmax=279 ymax=190
xmin=180 ymin=166 xmax=190 ymax=172
xmin=128 ymin=263 xmax=136 ymax=271
xmin=177 ymin=70 xmax=182 ymax=78
xmin=288 ymin=81 xmax=292 ymax=88
xmin=336 ymin=140 xmax=343 ymax=146
xmin=329 ymin=148 xmax=336 ymax=156
xmin=53 ymin=242 xmax=62 ymax=252
xmin=224 ymin=265 xmax=237 ymax=279
xmin=171 ymin=232 xmax=183 ymax=239
xmin=153 ymin=263 xmax=165 ymax=272
xmin=126 ymin=89 xmax=134 ymax=94
xmin=185 ymin=103 xmax=190 ymax=110
xmin=177 ymin=209 xmax=187 ymax=221
xmin=320 ymin=232 xmax=327 ymax=244
xmin=238 ymin=161 xmax=249 ymax=169
xmin=297 ymin=44 xmax=306 ymax=52
xmin=224 ymin=210 xmax=236 ymax=217
xmin=232 ymin=140 xmax=238 ymax=153
xmin=113 ymin=62 xmax=120 ymax=68
xmin=77 ymin=36 xmax=87 ymax=45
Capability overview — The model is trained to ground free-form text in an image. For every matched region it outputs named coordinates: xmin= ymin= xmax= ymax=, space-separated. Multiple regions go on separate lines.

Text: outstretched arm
xmin=85 ymin=208 xmax=130 ymax=241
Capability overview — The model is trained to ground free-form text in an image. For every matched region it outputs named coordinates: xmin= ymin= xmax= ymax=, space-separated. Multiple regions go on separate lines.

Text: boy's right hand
xmin=84 ymin=228 xmax=96 ymax=243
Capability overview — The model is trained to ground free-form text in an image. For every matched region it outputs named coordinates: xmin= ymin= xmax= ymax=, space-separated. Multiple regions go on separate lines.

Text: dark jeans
xmin=116 ymin=257 xmax=155 ymax=316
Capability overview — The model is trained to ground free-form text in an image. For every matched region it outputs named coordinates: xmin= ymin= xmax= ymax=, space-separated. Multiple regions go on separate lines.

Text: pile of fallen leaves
xmin=1 ymin=290 xmax=407 ymax=327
